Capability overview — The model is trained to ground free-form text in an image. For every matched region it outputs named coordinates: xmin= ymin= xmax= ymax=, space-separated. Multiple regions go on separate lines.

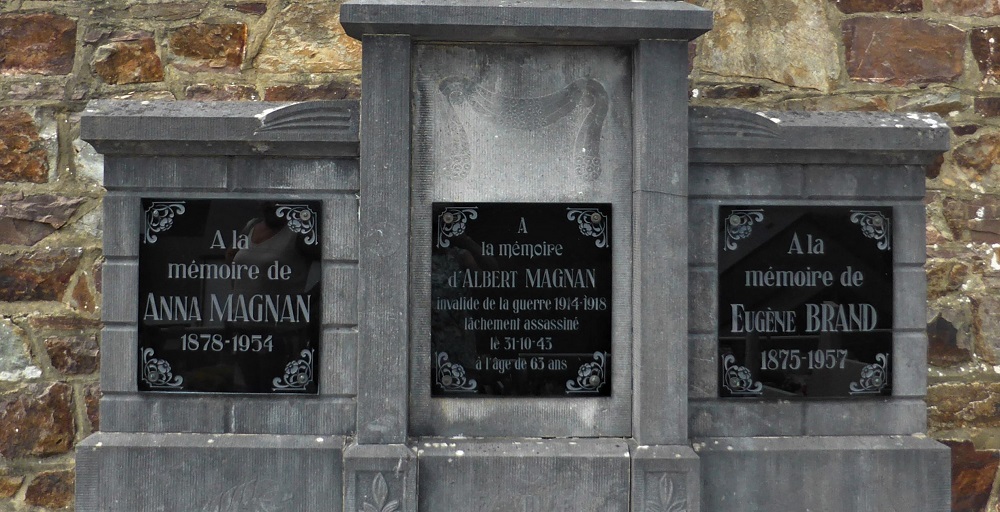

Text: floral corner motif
xmin=143 ymin=201 xmax=186 ymax=244
xmin=359 ymin=473 xmax=399 ymax=512
xmin=140 ymin=347 xmax=184 ymax=389
xmin=566 ymin=207 xmax=609 ymax=248
xmin=276 ymin=204 xmax=318 ymax=246
xmin=566 ymin=352 xmax=608 ymax=393
xmin=723 ymin=209 xmax=764 ymax=251
xmin=850 ymin=353 xmax=889 ymax=395
xmin=849 ymin=210 xmax=891 ymax=251
xmin=436 ymin=207 xmax=478 ymax=248
xmin=721 ymin=353 xmax=762 ymax=396
xmin=273 ymin=349 xmax=314 ymax=391
xmin=434 ymin=352 xmax=477 ymax=392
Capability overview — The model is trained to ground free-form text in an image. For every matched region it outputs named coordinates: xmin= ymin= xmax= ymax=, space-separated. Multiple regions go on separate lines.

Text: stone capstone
xmin=694 ymin=0 xmax=840 ymax=92
xmin=168 ymin=23 xmax=246 ymax=72
xmin=255 ymin=1 xmax=361 ymax=73
xmin=92 ymin=34 xmax=164 ymax=85
xmin=843 ymin=17 xmax=965 ymax=85
xmin=44 ymin=335 xmax=99 ymax=375
xmin=24 ymin=469 xmax=75 ymax=509
xmin=0 ymin=108 xmax=50 ymax=183
xmin=0 ymin=249 xmax=82 ymax=302
xmin=0 ymin=14 xmax=76 ymax=75
xmin=0 ymin=383 xmax=75 ymax=458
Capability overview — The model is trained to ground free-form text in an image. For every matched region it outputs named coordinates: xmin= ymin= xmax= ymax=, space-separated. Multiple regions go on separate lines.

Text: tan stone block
xmin=254 ymin=2 xmax=361 ymax=73
xmin=92 ymin=37 xmax=164 ymax=85
xmin=830 ymin=0 xmax=921 ymax=12
xmin=168 ymin=23 xmax=246 ymax=72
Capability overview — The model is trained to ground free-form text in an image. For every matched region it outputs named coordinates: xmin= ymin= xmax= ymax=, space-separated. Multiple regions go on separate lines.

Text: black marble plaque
xmin=718 ymin=205 xmax=893 ymax=398
xmin=432 ymin=202 xmax=613 ymax=397
xmin=138 ymin=199 xmax=321 ymax=394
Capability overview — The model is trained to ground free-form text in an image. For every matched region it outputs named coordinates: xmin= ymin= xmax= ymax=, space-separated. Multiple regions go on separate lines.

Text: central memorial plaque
xmin=431 ymin=202 xmax=613 ymax=397
xmin=718 ymin=205 xmax=893 ymax=398
xmin=138 ymin=198 xmax=322 ymax=394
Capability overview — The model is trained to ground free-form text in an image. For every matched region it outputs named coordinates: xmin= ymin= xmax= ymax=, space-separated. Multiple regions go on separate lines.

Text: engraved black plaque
xmin=432 ymin=202 xmax=612 ymax=397
xmin=138 ymin=199 xmax=321 ymax=394
xmin=718 ymin=205 xmax=893 ymax=398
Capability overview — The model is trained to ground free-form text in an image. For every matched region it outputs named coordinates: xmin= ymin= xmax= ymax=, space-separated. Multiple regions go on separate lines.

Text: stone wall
xmin=0 ymin=0 xmax=992 ymax=509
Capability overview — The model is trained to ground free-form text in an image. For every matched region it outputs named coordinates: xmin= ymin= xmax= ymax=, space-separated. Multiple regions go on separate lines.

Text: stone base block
xmin=345 ymin=443 xmax=417 ymax=512
xmin=416 ymin=438 xmax=631 ymax=511
xmin=75 ymin=432 xmax=345 ymax=512
xmin=696 ymin=435 xmax=950 ymax=512
xmin=632 ymin=445 xmax=700 ymax=512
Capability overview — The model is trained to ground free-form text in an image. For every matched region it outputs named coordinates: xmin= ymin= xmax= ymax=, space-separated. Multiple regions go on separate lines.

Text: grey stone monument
xmin=74 ymin=1 xmax=952 ymax=511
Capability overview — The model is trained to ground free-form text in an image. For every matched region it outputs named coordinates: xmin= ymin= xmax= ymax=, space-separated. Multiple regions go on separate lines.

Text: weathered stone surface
xmin=0 ymin=319 xmax=39 ymax=383
xmin=975 ymin=97 xmax=1000 ymax=117
xmin=0 ymin=249 xmax=81 ymax=302
xmin=0 ymin=14 xmax=76 ymax=75
xmin=263 ymin=79 xmax=361 ymax=101
xmin=694 ymin=0 xmax=840 ymax=92
xmin=0 ymin=383 xmax=75 ymax=458
xmin=255 ymin=2 xmax=361 ymax=73
xmin=972 ymin=27 xmax=1000 ymax=84
xmin=27 ymin=314 xmax=101 ymax=332
xmin=24 ymin=469 xmax=74 ymax=509
xmin=942 ymin=440 xmax=999 ymax=512
xmin=952 ymin=134 xmax=1000 ymax=186
xmin=93 ymin=258 xmax=103 ymax=294
xmin=0 ymin=475 xmax=23 ymax=498
xmin=84 ymin=383 xmax=100 ymax=432
xmin=128 ymin=1 xmax=208 ymax=20
xmin=926 ymin=154 xmax=945 ymax=180
xmin=954 ymin=125 xmax=980 ymax=136
xmin=226 ymin=1 xmax=267 ymax=14
xmin=0 ymin=219 xmax=54 ymax=246
xmin=7 ymin=81 xmax=66 ymax=101
xmin=929 ymin=381 xmax=1000 ymax=429
xmin=0 ymin=192 xmax=86 ymax=228
xmin=0 ymin=108 xmax=50 ymax=183
xmin=843 ymin=18 xmax=965 ymax=85
xmin=892 ymin=91 xmax=968 ymax=115
xmin=184 ymin=83 xmax=259 ymax=100
xmin=974 ymin=296 xmax=1000 ymax=364
xmin=699 ymin=83 xmax=763 ymax=99
xmin=830 ymin=0 xmax=921 ymax=12
xmin=70 ymin=275 xmax=97 ymax=313
xmin=44 ymin=335 xmax=99 ymax=375
xmin=926 ymin=0 xmax=1000 ymax=16
xmin=928 ymin=260 xmax=969 ymax=300
xmin=777 ymin=94 xmax=888 ymax=111
xmin=92 ymin=36 xmax=164 ymax=85
xmin=168 ymin=23 xmax=246 ymax=72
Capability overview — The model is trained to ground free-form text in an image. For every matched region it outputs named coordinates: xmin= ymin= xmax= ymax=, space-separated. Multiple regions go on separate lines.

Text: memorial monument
xmin=75 ymin=1 xmax=952 ymax=510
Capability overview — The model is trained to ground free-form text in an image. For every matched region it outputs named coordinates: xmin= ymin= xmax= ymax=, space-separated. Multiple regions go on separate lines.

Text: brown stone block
xmin=26 ymin=314 xmax=101 ymax=332
xmin=0 ymin=383 xmax=75 ymax=458
xmin=0 ymin=218 xmax=55 ymax=246
xmin=168 ymin=23 xmax=246 ymax=72
xmin=70 ymin=276 xmax=97 ymax=313
xmin=44 ymin=335 xmax=99 ymax=375
xmin=0 ymin=14 xmax=76 ymax=75
xmin=255 ymin=2 xmax=361 ymax=73
xmin=952 ymin=133 xmax=1000 ymax=183
xmin=0 ymin=192 xmax=86 ymax=228
xmin=0 ymin=249 xmax=81 ymax=302
xmin=975 ymin=97 xmax=1000 ymax=117
xmin=926 ymin=0 xmax=1000 ymax=16
xmin=700 ymin=83 xmax=763 ymax=99
xmin=24 ymin=469 xmax=74 ymax=509
xmin=830 ymin=0 xmax=921 ymax=13
xmin=92 ymin=37 xmax=164 ymax=85
xmin=0 ymin=108 xmax=50 ymax=183
xmin=0 ymin=475 xmax=23 ymax=498
xmin=184 ymin=83 xmax=258 ymax=100
xmin=843 ymin=17 xmax=964 ymax=85
xmin=263 ymin=78 xmax=361 ymax=101
xmin=941 ymin=440 xmax=999 ymax=512
xmin=927 ymin=260 xmax=969 ymax=300
xmin=226 ymin=2 xmax=267 ymax=15
xmin=84 ymin=383 xmax=100 ymax=432
xmin=972 ymin=27 xmax=1000 ymax=84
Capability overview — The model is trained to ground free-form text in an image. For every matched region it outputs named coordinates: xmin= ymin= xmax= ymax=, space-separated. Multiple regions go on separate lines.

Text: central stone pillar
xmin=341 ymin=1 xmax=711 ymax=510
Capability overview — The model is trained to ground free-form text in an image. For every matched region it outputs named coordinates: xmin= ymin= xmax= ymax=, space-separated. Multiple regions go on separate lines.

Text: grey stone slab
xmin=803 ymin=165 xmax=925 ymax=200
xmin=695 ymin=436 xmax=950 ymax=512
xmin=102 ymin=193 xmax=139 ymax=257
xmin=688 ymin=267 xmax=715 ymax=335
xmin=893 ymin=202 xmax=927 ymax=265
xmin=689 ymin=164 xmax=805 ymax=199
xmin=323 ymin=263 xmax=358 ymax=326
xmin=631 ymin=445 xmax=700 ymax=512
xmin=323 ymin=193 xmax=360 ymax=261
xmin=228 ymin=397 xmax=355 ymax=435
xmin=344 ymin=443 xmax=417 ymax=512
xmin=894 ymin=266 xmax=927 ymax=331
xmin=76 ymin=432 xmax=345 ymax=512
xmin=892 ymin=331 xmax=928 ymax=398
xmin=322 ymin=328 xmax=358 ymax=396
xmin=416 ymin=439 xmax=630 ymax=512
xmin=341 ymin=0 xmax=712 ymax=43
xmin=100 ymin=327 xmax=137 ymax=393
xmin=83 ymin=100 xmax=359 ymax=157
xmin=100 ymin=394 xmax=228 ymax=433
xmin=689 ymin=333 xmax=717 ymax=399
xmin=105 ymin=156 xmax=228 ymax=190
xmin=689 ymin=399 xmax=928 ymax=437
xmin=357 ymin=35 xmax=412 ymax=445
xmin=101 ymin=260 xmax=137 ymax=324
xmin=230 ymin=158 xmax=360 ymax=192
xmin=633 ymin=191 xmax=687 ymax=444
xmin=688 ymin=200 xmax=717 ymax=266
xmin=634 ymin=40 xmax=689 ymax=196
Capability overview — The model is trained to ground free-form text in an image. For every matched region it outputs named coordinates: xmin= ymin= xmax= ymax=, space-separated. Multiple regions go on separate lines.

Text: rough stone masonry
xmin=1 ymin=0 xmax=999 ymax=509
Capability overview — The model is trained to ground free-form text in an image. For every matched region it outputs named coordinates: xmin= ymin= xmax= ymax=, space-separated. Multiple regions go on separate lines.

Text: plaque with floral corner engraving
xmin=138 ymin=198 xmax=321 ymax=393
xmin=718 ymin=205 xmax=893 ymax=398
xmin=432 ymin=202 xmax=613 ymax=397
